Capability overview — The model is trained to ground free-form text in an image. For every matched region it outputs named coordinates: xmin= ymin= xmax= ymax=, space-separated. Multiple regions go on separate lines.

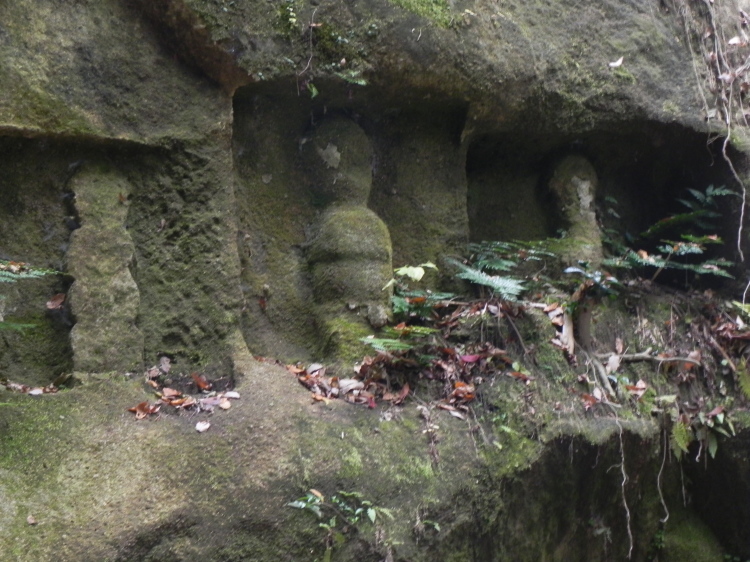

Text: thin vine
xmin=674 ymin=0 xmax=750 ymax=264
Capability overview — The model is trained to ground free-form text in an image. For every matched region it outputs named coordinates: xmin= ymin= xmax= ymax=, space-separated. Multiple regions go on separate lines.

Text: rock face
xmin=1 ymin=0 xmax=750 ymax=560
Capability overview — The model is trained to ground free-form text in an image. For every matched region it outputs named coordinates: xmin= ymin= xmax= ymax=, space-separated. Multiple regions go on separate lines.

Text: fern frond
xmin=705 ymin=184 xmax=735 ymax=198
xmin=657 ymin=242 xmax=704 ymax=256
xmin=382 ymin=325 xmax=438 ymax=338
xmin=687 ymin=188 xmax=707 ymax=204
xmin=361 ymin=338 xmax=415 ymax=352
xmin=603 ymin=250 xmax=733 ymax=278
xmin=670 ymin=421 xmax=692 ymax=461
xmin=737 ymin=359 xmax=750 ymax=400
xmin=446 ymin=258 xmax=525 ymax=300
xmin=475 ymin=257 xmax=517 ymax=272
xmin=641 ymin=210 xmax=710 ymax=238
xmin=0 ymin=260 xmax=55 ymax=281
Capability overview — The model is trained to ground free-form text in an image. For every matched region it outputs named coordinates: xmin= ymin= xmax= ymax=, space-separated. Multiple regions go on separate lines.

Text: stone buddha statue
xmin=302 ymin=116 xmax=392 ymax=362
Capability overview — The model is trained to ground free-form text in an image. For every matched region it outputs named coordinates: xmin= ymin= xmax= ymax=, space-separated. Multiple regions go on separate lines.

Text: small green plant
xmin=0 ymin=259 xmax=55 ymax=332
xmin=446 ymin=240 xmax=558 ymax=301
xmin=669 ymin=405 xmax=735 ymax=461
xmin=736 ymin=358 xmax=750 ymax=400
xmin=669 ymin=418 xmax=692 ymax=460
xmin=361 ymin=324 xmax=439 ymax=353
xmin=384 ymin=262 xmax=456 ymax=320
xmin=288 ymin=490 xmax=394 ymax=560
xmin=278 ymin=0 xmax=299 ymax=34
xmin=383 ymin=262 xmax=437 ymax=290
xmin=333 ymin=69 xmax=368 ymax=86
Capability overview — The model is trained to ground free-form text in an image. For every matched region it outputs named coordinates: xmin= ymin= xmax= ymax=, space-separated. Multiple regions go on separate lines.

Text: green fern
xmin=670 ymin=421 xmax=693 ymax=461
xmin=446 ymin=258 xmax=526 ymax=300
xmin=0 ymin=259 xmax=56 ymax=332
xmin=602 ymin=247 xmax=733 ymax=279
xmin=0 ymin=260 xmax=54 ymax=282
xmin=382 ymin=325 xmax=438 ymax=338
xmin=737 ymin=358 xmax=750 ymax=400
xmin=644 ymin=184 xmax=734 ymax=237
xmin=467 ymin=240 xmax=555 ymax=273
xmin=606 ymin=184 xmax=735 ymax=282
xmin=641 ymin=210 xmax=712 ymax=238
xmin=360 ymin=338 xmax=415 ymax=353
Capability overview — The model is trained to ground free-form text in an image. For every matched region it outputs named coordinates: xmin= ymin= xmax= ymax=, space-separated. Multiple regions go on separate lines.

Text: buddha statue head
xmin=301 ymin=116 xmax=373 ymax=206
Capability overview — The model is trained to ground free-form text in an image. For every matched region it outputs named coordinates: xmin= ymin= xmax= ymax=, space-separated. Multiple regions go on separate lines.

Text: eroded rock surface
xmin=1 ymin=0 xmax=750 ymax=560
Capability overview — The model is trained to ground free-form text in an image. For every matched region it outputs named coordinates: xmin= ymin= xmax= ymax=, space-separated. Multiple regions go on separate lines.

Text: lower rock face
xmin=0 ymin=341 xmax=740 ymax=561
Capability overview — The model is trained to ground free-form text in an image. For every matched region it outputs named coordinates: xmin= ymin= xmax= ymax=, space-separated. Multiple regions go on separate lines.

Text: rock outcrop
xmin=1 ymin=0 xmax=749 ymax=560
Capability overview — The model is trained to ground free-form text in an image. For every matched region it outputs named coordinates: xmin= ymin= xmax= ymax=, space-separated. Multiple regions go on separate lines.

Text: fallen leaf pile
xmin=257 ymin=297 xmax=536 ymax=413
xmin=127 ymin=359 xmax=240 ymax=431
xmin=1 ymin=372 xmax=71 ymax=396
xmin=0 ymin=260 xmax=32 ymax=274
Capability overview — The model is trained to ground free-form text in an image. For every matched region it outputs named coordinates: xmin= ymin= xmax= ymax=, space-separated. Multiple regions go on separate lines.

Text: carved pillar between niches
xmin=66 ymin=163 xmax=143 ymax=374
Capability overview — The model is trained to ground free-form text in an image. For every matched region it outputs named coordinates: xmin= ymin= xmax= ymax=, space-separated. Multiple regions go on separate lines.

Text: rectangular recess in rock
xmin=0 ymin=137 xmax=76 ymax=386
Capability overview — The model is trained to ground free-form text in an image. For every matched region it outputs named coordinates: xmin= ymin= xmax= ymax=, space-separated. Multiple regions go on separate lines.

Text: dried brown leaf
xmin=393 ymin=382 xmax=410 ymax=405
xmin=191 ymin=373 xmax=212 ymax=391
xmin=46 ymin=293 xmax=66 ymax=310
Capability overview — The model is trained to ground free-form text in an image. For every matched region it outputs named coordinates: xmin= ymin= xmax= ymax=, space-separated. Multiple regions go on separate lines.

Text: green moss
xmin=661 ymin=509 xmax=725 ymax=562
xmin=728 ymin=129 xmax=750 ymax=153
xmin=1 ymin=312 xmax=73 ymax=385
xmin=0 ymin=66 xmax=95 ymax=136
xmin=662 ymin=100 xmax=680 ymax=116
xmin=321 ymin=315 xmax=374 ymax=365
xmin=341 ymin=447 xmax=364 ymax=478
xmin=387 ymin=0 xmax=452 ymax=27
xmin=314 ymin=23 xmax=359 ymax=66
xmin=613 ymin=67 xmax=636 ymax=84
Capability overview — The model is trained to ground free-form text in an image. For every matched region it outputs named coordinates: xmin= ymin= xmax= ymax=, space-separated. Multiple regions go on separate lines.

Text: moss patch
xmin=386 ymin=0 xmax=452 ymax=27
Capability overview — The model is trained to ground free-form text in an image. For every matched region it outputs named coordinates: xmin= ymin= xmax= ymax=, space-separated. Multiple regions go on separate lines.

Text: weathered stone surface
xmin=1 ymin=0 xmax=750 ymax=560
xmin=0 ymin=0 xmax=230 ymax=144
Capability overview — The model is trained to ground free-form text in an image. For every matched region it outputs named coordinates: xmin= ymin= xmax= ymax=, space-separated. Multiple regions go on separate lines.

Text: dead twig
xmin=504 ymin=312 xmax=530 ymax=356
xmin=582 ymin=348 xmax=618 ymax=400
xmin=706 ymin=333 xmax=737 ymax=372
xmin=595 ymin=348 xmax=703 ymax=369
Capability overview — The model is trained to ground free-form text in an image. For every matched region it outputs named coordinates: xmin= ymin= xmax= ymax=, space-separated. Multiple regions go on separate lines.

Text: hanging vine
xmin=673 ymin=0 xmax=750 ymax=264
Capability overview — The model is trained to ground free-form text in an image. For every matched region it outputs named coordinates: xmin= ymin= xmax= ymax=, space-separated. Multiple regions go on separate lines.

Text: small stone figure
xmin=303 ymin=116 xmax=392 ymax=361
xmin=548 ymin=155 xmax=603 ymax=267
